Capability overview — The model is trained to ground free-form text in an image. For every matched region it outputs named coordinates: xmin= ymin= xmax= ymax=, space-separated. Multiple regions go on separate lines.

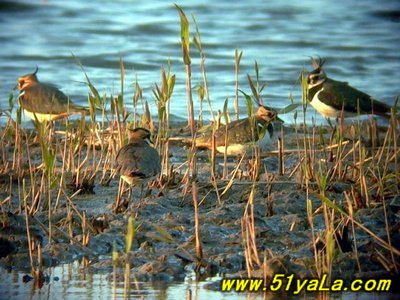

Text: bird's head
xmin=255 ymin=105 xmax=280 ymax=122
xmin=17 ymin=67 xmax=39 ymax=90
xmin=127 ymin=127 xmax=153 ymax=145
xmin=307 ymin=57 xmax=326 ymax=89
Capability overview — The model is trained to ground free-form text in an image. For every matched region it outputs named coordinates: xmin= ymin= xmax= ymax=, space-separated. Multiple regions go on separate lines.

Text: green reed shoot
xmin=33 ymin=120 xmax=57 ymax=239
xmin=119 ymin=57 xmax=125 ymax=114
xmin=122 ymin=217 xmax=134 ymax=297
xmin=222 ymin=98 xmax=229 ymax=179
xmin=132 ymin=74 xmax=143 ymax=127
xmin=247 ymin=61 xmax=266 ymax=105
xmin=143 ymin=100 xmax=154 ymax=132
xmin=153 ymin=65 xmax=175 ymax=139
xmin=234 ymin=49 xmax=243 ymax=120
xmin=8 ymin=91 xmax=14 ymax=113
xmin=240 ymin=90 xmax=256 ymax=142
xmin=125 ymin=215 xmax=136 ymax=253
xmin=197 ymin=83 xmax=205 ymax=125
xmin=192 ymin=14 xmax=215 ymax=123
xmin=175 ymin=4 xmax=195 ymax=137
xmin=192 ymin=181 xmax=203 ymax=262
xmin=73 ymin=53 xmax=104 ymax=115
xmin=153 ymin=65 xmax=175 ymax=181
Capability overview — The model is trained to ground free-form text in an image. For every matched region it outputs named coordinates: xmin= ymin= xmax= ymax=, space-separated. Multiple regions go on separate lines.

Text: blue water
xmin=0 ymin=0 xmax=399 ymax=125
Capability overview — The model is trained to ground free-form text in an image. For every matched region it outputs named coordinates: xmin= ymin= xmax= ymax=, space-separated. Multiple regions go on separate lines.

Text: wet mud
xmin=0 ymin=122 xmax=399 ymax=294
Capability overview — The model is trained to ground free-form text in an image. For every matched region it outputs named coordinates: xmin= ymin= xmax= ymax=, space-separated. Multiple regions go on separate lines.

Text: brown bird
xmin=194 ymin=105 xmax=279 ymax=155
xmin=16 ymin=67 xmax=88 ymax=122
xmin=115 ymin=128 xmax=161 ymax=188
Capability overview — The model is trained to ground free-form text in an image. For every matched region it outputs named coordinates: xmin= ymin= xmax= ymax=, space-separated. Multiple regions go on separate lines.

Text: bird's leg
xmin=114 ymin=178 xmax=124 ymax=212
xmin=127 ymin=185 xmax=132 ymax=203
xmin=145 ymin=181 xmax=154 ymax=198
xmin=138 ymin=184 xmax=145 ymax=202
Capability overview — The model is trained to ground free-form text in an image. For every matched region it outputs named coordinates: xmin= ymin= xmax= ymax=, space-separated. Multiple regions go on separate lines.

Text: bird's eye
xmin=307 ymin=74 xmax=318 ymax=85
xmin=19 ymin=80 xmax=24 ymax=87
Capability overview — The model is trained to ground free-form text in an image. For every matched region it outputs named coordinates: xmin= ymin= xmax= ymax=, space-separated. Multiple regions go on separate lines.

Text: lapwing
xmin=194 ymin=105 xmax=279 ymax=155
xmin=114 ymin=127 xmax=161 ymax=194
xmin=16 ymin=67 xmax=89 ymax=122
xmin=306 ymin=58 xmax=393 ymax=119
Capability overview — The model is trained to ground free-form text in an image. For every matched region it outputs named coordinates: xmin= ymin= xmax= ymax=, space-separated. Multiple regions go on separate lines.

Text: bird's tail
xmin=71 ymin=105 xmax=90 ymax=114
xmin=167 ymin=136 xmax=214 ymax=150
xmin=167 ymin=136 xmax=193 ymax=146
xmin=71 ymin=104 xmax=113 ymax=116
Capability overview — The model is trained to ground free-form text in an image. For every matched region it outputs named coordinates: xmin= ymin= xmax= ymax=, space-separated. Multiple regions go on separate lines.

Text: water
xmin=0 ymin=262 xmax=221 ymax=299
xmin=0 ymin=0 xmax=399 ymax=125
xmin=0 ymin=262 xmax=397 ymax=300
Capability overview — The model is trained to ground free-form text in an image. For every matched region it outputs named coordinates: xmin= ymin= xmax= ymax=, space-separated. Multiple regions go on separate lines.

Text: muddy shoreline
xmin=0 ymin=121 xmax=399 ymax=295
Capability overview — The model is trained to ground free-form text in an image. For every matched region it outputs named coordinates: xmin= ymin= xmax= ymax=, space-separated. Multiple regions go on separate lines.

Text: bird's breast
xmin=310 ymin=89 xmax=341 ymax=118
xmin=23 ymin=110 xmax=66 ymax=122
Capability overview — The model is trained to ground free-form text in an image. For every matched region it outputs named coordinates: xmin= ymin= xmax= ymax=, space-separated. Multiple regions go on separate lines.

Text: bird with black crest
xmin=306 ymin=57 xmax=395 ymax=120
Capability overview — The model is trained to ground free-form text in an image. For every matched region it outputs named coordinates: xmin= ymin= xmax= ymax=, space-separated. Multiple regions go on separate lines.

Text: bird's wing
xmin=321 ymin=79 xmax=389 ymax=115
xmin=215 ymin=118 xmax=254 ymax=146
xmin=115 ymin=142 xmax=160 ymax=178
xmin=20 ymin=84 xmax=87 ymax=114
xmin=195 ymin=118 xmax=267 ymax=148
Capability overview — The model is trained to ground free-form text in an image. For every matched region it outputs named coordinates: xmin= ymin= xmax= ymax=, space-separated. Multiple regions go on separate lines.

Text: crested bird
xmin=306 ymin=58 xmax=393 ymax=119
xmin=194 ymin=105 xmax=280 ymax=155
xmin=16 ymin=67 xmax=89 ymax=122
xmin=114 ymin=128 xmax=161 ymax=206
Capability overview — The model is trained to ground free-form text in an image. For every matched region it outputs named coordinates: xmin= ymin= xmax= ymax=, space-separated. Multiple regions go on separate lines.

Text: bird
xmin=16 ymin=67 xmax=89 ymax=122
xmin=114 ymin=127 xmax=161 ymax=191
xmin=306 ymin=57 xmax=393 ymax=119
xmin=193 ymin=105 xmax=280 ymax=155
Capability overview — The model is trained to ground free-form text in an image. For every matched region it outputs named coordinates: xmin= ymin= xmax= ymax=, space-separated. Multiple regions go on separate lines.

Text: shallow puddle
xmin=0 ymin=262 xmax=397 ymax=300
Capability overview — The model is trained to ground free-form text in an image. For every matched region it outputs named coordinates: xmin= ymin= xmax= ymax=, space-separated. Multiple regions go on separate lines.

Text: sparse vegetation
xmin=0 ymin=5 xmax=399 ymax=299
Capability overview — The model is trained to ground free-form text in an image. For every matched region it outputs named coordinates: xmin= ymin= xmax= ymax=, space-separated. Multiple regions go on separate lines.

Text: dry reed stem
xmin=192 ymin=181 xmax=203 ymax=261
xmin=241 ymin=183 xmax=261 ymax=277
xmin=278 ymin=137 xmax=284 ymax=176
xmin=344 ymin=192 xmax=361 ymax=272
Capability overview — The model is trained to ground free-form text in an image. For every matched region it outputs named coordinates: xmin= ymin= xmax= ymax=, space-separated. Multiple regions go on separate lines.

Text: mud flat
xmin=0 ymin=121 xmax=399 ymax=297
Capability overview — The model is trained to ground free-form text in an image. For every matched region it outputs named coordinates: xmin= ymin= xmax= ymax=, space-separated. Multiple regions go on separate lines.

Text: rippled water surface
xmin=0 ymin=262 xmax=225 ymax=300
xmin=0 ymin=262 xmax=397 ymax=300
xmin=0 ymin=0 xmax=399 ymax=124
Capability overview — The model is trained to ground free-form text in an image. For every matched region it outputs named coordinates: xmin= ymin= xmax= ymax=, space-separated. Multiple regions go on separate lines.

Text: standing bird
xmin=16 ymin=67 xmax=89 ymax=122
xmin=114 ymin=128 xmax=161 ymax=208
xmin=194 ymin=105 xmax=279 ymax=155
xmin=306 ymin=58 xmax=393 ymax=119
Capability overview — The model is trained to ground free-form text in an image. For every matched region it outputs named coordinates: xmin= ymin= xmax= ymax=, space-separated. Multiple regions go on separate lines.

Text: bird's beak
xmin=13 ymin=84 xmax=19 ymax=91
xmin=276 ymin=115 xmax=285 ymax=123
